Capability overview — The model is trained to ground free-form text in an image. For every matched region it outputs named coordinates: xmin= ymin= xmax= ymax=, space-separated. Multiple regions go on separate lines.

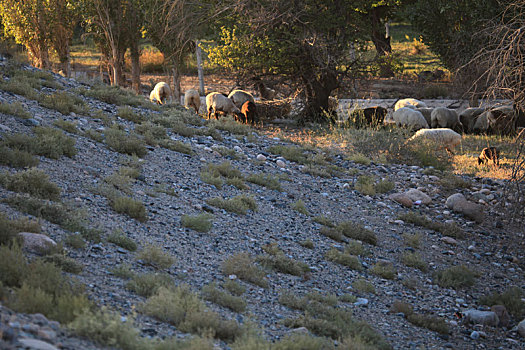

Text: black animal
xmin=478 ymin=147 xmax=500 ymax=167
xmin=241 ymin=101 xmax=257 ymax=125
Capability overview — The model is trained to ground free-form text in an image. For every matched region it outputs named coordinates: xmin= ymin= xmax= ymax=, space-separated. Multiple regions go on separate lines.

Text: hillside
xmin=0 ymin=59 xmax=524 ymax=350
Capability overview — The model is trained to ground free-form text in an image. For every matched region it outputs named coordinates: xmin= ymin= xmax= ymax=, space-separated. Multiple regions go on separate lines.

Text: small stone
xmin=468 ymin=245 xmax=475 ymax=251
xmin=276 ymin=159 xmax=286 ymax=168
xmin=0 ymin=124 xmax=12 ymax=132
xmin=518 ymin=319 xmax=525 ymax=337
xmin=289 ymin=327 xmax=309 ymax=334
xmin=354 ymin=298 xmax=368 ymax=307
xmin=22 ymin=118 xmax=40 ymax=127
xmin=37 ymin=328 xmax=56 ymax=341
xmin=228 ymin=274 xmax=237 ymax=280
xmin=389 ymin=193 xmax=412 ymax=208
xmin=256 ymin=154 xmax=267 ymax=162
xmin=441 ymin=237 xmax=458 ymax=245
xmin=18 ymin=338 xmax=59 ymax=350
xmin=470 ymin=331 xmax=480 ymax=340
xmin=233 ymin=146 xmax=242 ymax=153
xmin=394 ymin=220 xmax=404 ymax=225
xmin=204 ymin=147 xmax=212 ymax=152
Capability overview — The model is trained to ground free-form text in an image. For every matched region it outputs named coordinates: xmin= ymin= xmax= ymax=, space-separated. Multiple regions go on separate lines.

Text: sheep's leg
xmin=207 ymin=108 xmax=212 ymax=120
xmin=445 ymin=147 xmax=455 ymax=156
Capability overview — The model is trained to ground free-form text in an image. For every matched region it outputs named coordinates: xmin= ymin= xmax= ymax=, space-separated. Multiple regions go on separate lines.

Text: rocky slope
xmin=0 ymin=59 xmax=524 ymax=350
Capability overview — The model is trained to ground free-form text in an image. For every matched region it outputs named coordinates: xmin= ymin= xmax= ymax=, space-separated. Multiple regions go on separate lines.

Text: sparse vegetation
xmin=221 ymin=253 xmax=268 ymax=288
xmin=401 ymin=251 xmax=428 ymax=272
xmin=435 ymin=265 xmax=477 ymax=289
xmin=0 ymin=101 xmax=31 ymax=119
xmin=126 ymin=272 xmax=173 ymax=297
xmin=43 ymin=254 xmax=83 ymax=274
xmin=399 ymin=212 xmax=464 ymax=239
xmin=110 ymin=196 xmax=148 ymax=222
xmin=202 ymin=282 xmax=247 ymax=312
xmin=2 ymin=127 xmax=77 ymax=159
xmin=321 ymin=221 xmax=377 ymax=245
xmin=136 ymin=244 xmax=175 ymax=270
xmin=370 ymin=261 xmax=397 ymax=280
xmin=107 ymin=230 xmax=137 ymax=251
xmin=313 ymin=215 xmax=335 ymax=227
xmin=390 ymin=301 xmax=449 ymax=334
xmin=53 ymin=119 xmax=78 ymax=134
xmin=257 ymin=243 xmax=310 ymax=277
xmin=64 ymin=234 xmax=86 ymax=250
xmin=38 ymin=91 xmax=87 ymax=115
xmin=223 ymin=280 xmax=245 ymax=296
xmin=299 ymin=239 xmax=314 ymax=249
xmin=268 ymin=145 xmax=307 ymax=164
xmin=0 ymin=213 xmax=40 ymax=246
xmin=352 ymin=278 xmax=376 ymax=294
xmin=80 ymin=84 xmax=154 ymax=108
xmin=291 ymin=199 xmax=309 ymax=215
xmin=158 ymin=139 xmax=194 ymax=155
xmin=325 ymin=248 xmax=363 ymax=270
xmin=104 ymin=128 xmax=147 ymax=157
xmin=403 ymin=233 xmax=421 ymax=249
xmin=0 ymin=168 xmax=61 ymax=201
xmin=354 ymin=175 xmax=394 ymax=195
xmin=0 ymin=146 xmax=39 ymax=168
xmin=206 ymin=194 xmax=257 ymax=215
xmin=117 ymin=106 xmax=145 ymax=123
xmin=83 ymin=129 xmax=104 ymax=143
xmin=246 ymin=173 xmax=282 ymax=191
xmin=479 ymin=287 xmax=525 ymax=318
xmin=181 ymin=213 xmax=214 ymax=233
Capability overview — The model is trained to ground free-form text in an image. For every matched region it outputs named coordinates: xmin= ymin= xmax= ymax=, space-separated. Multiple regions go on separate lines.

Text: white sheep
xmin=393 ymin=107 xmax=429 ymax=130
xmin=408 ymin=128 xmax=462 ymax=154
xmin=431 ymin=107 xmax=462 ymax=131
xmin=487 ymin=105 xmax=516 ymax=135
xmin=472 ymin=111 xmax=490 ymax=133
xmin=459 ymin=108 xmax=485 ymax=133
xmin=394 ymin=98 xmax=428 ymax=111
xmin=206 ymin=92 xmax=242 ymax=120
xmin=415 ymin=107 xmax=433 ymax=126
xmin=149 ymin=82 xmax=172 ymax=105
xmin=227 ymin=89 xmax=255 ymax=109
xmin=184 ymin=89 xmax=200 ymax=114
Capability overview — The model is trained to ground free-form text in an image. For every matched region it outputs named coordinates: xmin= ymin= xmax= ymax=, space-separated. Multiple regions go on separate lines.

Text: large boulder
xmin=446 ymin=193 xmax=466 ymax=209
xmin=405 ymin=189 xmax=432 ymax=205
xmin=18 ymin=232 xmax=57 ymax=253
xmin=463 ymin=310 xmax=499 ymax=327
xmin=518 ymin=318 xmax=525 ymax=337
xmin=491 ymin=305 xmax=510 ymax=328
xmin=445 ymin=193 xmax=484 ymax=223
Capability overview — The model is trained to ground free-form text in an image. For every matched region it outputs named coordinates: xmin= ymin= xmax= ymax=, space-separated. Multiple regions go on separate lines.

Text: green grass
xmin=0 ymin=146 xmax=39 ymax=168
xmin=325 ymin=248 xmax=363 ymax=270
xmin=246 ymin=173 xmax=282 ymax=191
xmin=104 ymin=128 xmax=147 ymax=157
xmin=110 ymin=196 xmax=148 ymax=222
xmin=181 ymin=213 xmax=214 ymax=233
xmin=202 ymin=282 xmax=247 ymax=312
xmin=107 ymin=230 xmax=137 ymax=251
xmin=0 ymin=168 xmax=61 ymax=201
xmin=136 ymin=244 xmax=175 ymax=270
xmin=434 ymin=265 xmax=477 ymax=289
xmin=321 ymin=221 xmax=377 ymax=245
xmin=206 ymin=194 xmax=257 ymax=215
xmin=2 ymin=127 xmax=77 ymax=159
xmin=0 ymin=101 xmax=31 ymax=119
xmin=221 ymin=253 xmax=268 ymax=288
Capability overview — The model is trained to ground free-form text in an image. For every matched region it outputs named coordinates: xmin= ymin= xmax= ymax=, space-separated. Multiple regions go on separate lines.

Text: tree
xmin=207 ymin=0 xmax=370 ymax=122
xmin=143 ymin=0 xmax=212 ymax=103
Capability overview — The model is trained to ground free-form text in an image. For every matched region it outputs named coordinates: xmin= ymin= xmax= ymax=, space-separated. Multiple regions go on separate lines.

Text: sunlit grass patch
xmin=0 ymin=101 xmax=31 ymax=119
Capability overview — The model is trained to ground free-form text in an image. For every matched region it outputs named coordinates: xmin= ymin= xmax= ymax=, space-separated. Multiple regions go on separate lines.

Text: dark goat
xmin=478 ymin=147 xmax=500 ymax=167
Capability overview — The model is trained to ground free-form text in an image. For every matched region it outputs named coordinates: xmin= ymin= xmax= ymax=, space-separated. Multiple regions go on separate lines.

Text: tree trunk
xmin=370 ymin=6 xmax=392 ymax=56
xmin=196 ymin=40 xmax=205 ymax=96
xmin=130 ymin=40 xmax=141 ymax=93
xmin=301 ymin=70 xmax=338 ymax=123
xmin=172 ymin=66 xmax=181 ymax=104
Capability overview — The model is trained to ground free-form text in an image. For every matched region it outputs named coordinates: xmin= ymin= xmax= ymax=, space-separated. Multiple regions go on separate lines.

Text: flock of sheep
xmin=149 ymin=82 xmax=517 ymax=166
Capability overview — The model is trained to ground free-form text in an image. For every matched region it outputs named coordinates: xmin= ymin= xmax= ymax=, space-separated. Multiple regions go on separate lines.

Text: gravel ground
xmin=0 ymin=61 xmax=524 ymax=350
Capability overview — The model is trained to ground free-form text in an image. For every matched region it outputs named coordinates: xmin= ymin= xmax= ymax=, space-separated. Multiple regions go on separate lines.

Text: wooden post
xmin=196 ymin=40 xmax=205 ymax=96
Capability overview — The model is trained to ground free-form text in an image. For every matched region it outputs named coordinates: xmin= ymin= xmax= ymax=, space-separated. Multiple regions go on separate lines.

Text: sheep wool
xmin=150 ymin=82 xmax=171 ymax=105
xmin=394 ymin=98 xmax=428 ymax=111
xmin=393 ymin=107 xmax=429 ymax=130
xmin=228 ymin=90 xmax=255 ymax=109
xmin=184 ymin=89 xmax=201 ymax=114
xmin=408 ymin=128 xmax=462 ymax=153
xmin=431 ymin=107 xmax=461 ymax=130
xmin=206 ymin=92 xmax=242 ymax=120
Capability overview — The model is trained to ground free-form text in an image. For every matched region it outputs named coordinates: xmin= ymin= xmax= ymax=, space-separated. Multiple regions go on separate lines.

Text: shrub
xmin=319 ymin=226 xmax=343 ymax=242
xmin=111 ymin=264 xmax=134 ymax=279
xmin=299 ymin=239 xmax=314 ymax=249
xmin=0 ymin=146 xmax=39 ymax=168
xmin=38 ymin=91 xmax=87 ymax=115
xmin=352 ymin=278 xmax=376 ymax=294
xmin=221 ymin=253 xmax=268 ymax=288
xmin=200 ymin=171 xmax=223 ymax=189
xmin=110 ymin=196 xmax=148 ymax=222
xmin=53 ymin=119 xmax=78 ymax=134
xmin=208 ymin=117 xmax=251 ymax=135
xmin=0 ymin=213 xmax=40 ymax=246
xmin=403 ymin=233 xmax=421 ymax=249
xmin=80 ymin=84 xmax=151 ymax=108
xmin=226 ymin=177 xmax=248 ymax=190
xmin=313 ymin=215 xmax=335 ymax=227
xmin=136 ymin=244 xmax=175 ymax=270
xmin=291 ymin=200 xmax=309 ymax=215
xmin=206 ymin=194 xmax=257 ymax=215
xmin=205 ymin=162 xmax=243 ymax=179
xmin=0 ymin=101 xmax=31 ymax=119
xmin=83 ymin=129 xmax=104 ymax=143
xmin=370 ymin=261 xmax=397 ymax=280
xmin=117 ymin=106 xmax=145 ymax=123
xmin=11 ymin=127 xmax=77 ymax=159
xmin=43 ymin=254 xmax=83 ymax=274
xmin=126 ymin=272 xmax=173 ymax=297
xmin=223 ymin=280 xmax=245 ymax=296
xmin=64 ymin=234 xmax=86 ymax=249
xmin=0 ymin=79 xmax=39 ymax=100
xmin=202 ymin=283 xmax=247 ymax=312
xmin=0 ymin=168 xmax=61 ymax=201
xmin=346 ymin=153 xmax=371 ymax=165
xmin=0 ymin=243 xmax=28 ymax=287
xmin=323 ymin=221 xmax=377 ymax=245
xmin=325 ymin=248 xmax=362 ymax=270
xmin=306 ymin=292 xmax=338 ymax=307
xmin=355 ymin=175 xmax=394 ymax=196
xmin=344 ymin=240 xmax=365 ymax=256
xmin=246 ymin=173 xmax=282 ymax=191
xmin=181 ymin=213 xmax=214 ymax=233
xmin=158 ymin=139 xmax=194 ymax=155
xmin=107 ymin=230 xmax=137 ymax=251
xmin=3 ymin=195 xmax=70 ymax=226
xmin=399 ymin=212 xmax=464 ymax=239
xmin=479 ymin=287 xmax=525 ymax=318
xmin=390 ymin=301 xmax=449 ymax=334
xmin=401 ymin=252 xmax=428 ymax=272
xmin=267 ymin=145 xmax=307 ymax=164
xmin=257 ymin=249 xmax=310 ymax=277
xmin=435 ymin=265 xmax=477 ymax=289
xmin=104 ymin=128 xmax=147 ymax=157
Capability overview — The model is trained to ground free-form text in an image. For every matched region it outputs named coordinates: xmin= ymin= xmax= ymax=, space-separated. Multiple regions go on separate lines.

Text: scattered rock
xmin=441 ymin=237 xmax=458 ymax=245
xmin=17 ymin=338 xmax=59 ymax=350
xmin=518 ymin=319 xmax=525 ymax=337
xmin=405 ymin=188 xmax=432 ymax=205
xmin=470 ymin=331 xmax=480 ymax=340
xmin=256 ymin=154 xmax=267 ymax=162
xmin=17 ymin=232 xmax=57 ymax=253
xmin=389 ymin=193 xmax=413 ymax=208
xmin=276 ymin=159 xmax=286 ymax=168
xmin=446 ymin=193 xmax=466 ymax=209
xmin=445 ymin=193 xmax=484 ymax=223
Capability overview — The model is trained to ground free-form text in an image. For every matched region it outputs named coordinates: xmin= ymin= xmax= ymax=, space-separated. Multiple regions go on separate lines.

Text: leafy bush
xmin=435 ymin=265 xmax=477 ymax=289
xmin=2 ymin=127 xmax=77 ymax=159
xmin=202 ymin=283 xmax=246 ymax=312
xmin=479 ymin=287 xmax=525 ymax=318
xmin=401 ymin=252 xmax=428 ymax=272
xmin=107 ymin=230 xmax=138 ymax=251
xmin=399 ymin=212 xmax=464 ymax=239
xmin=0 ymin=146 xmax=39 ymax=168
xmin=126 ymin=272 xmax=173 ymax=297
xmin=38 ymin=92 xmax=87 ymax=115
xmin=291 ymin=200 xmax=309 ymax=215
xmin=110 ymin=196 xmax=148 ymax=222
xmin=117 ymin=106 xmax=145 ymax=123
xmin=257 ymin=244 xmax=310 ymax=277
xmin=0 ymin=101 xmax=31 ymax=119
xmin=53 ymin=119 xmax=78 ymax=134
xmin=206 ymin=194 xmax=257 ymax=215
xmin=370 ymin=261 xmax=397 ymax=280
xmin=246 ymin=173 xmax=282 ymax=191
xmin=136 ymin=244 xmax=175 ymax=270
xmin=181 ymin=213 xmax=214 ymax=233
xmin=0 ymin=168 xmax=61 ymax=201
xmin=221 ymin=253 xmax=268 ymax=288
xmin=325 ymin=248 xmax=362 ymax=270
xmin=104 ymin=128 xmax=147 ymax=157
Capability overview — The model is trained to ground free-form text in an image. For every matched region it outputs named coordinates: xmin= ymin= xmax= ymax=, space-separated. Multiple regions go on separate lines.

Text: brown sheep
xmin=478 ymin=147 xmax=500 ymax=167
xmin=241 ymin=101 xmax=257 ymax=125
